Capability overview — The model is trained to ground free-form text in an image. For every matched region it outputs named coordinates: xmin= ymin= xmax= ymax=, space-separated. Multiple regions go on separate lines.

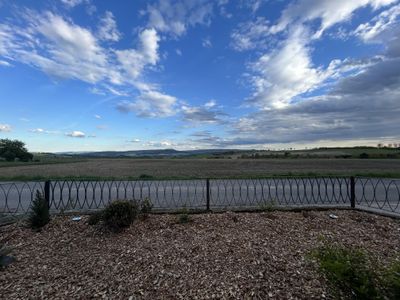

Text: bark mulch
xmin=1 ymin=210 xmax=399 ymax=299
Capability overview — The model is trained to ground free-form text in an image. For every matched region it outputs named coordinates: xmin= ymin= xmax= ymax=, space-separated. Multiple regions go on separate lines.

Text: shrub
xmin=102 ymin=200 xmax=138 ymax=232
xmin=312 ymin=245 xmax=379 ymax=299
xmin=383 ymin=260 xmax=400 ymax=299
xmin=259 ymin=200 xmax=276 ymax=212
xmin=29 ymin=190 xmax=50 ymax=229
xmin=178 ymin=207 xmax=191 ymax=224
xmin=139 ymin=197 xmax=153 ymax=219
xmin=87 ymin=211 xmax=103 ymax=225
xmin=359 ymin=152 xmax=369 ymax=159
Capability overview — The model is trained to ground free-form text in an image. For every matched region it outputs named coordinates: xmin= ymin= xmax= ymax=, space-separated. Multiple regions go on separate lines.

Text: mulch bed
xmin=1 ymin=210 xmax=399 ymax=299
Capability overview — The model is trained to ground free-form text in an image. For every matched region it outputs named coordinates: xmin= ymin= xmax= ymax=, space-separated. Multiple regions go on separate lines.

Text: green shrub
xmin=102 ymin=200 xmax=138 ymax=232
xmin=383 ymin=260 xmax=400 ymax=299
xmin=359 ymin=152 xmax=369 ymax=159
xmin=259 ymin=200 xmax=276 ymax=212
xmin=29 ymin=190 xmax=50 ymax=229
xmin=312 ymin=245 xmax=379 ymax=299
xmin=178 ymin=207 xmax=190 ymax=224
xmin=87 ymin=211 xmax=103 ymax=225
xmin=139 ymin=197 xmax=153 ymax=219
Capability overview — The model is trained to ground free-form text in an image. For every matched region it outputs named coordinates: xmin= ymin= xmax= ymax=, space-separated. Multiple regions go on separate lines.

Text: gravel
xmin=1 ymin=210 xmax=399 ymax=299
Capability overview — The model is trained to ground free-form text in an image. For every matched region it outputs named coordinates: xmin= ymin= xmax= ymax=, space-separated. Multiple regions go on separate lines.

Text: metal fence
xmin=1 ymin=177 xmax=399 ymax=217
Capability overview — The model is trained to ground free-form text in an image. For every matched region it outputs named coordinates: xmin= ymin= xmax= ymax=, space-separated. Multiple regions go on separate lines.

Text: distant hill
xmin=56 ymin=149 xmax=241 ymax=158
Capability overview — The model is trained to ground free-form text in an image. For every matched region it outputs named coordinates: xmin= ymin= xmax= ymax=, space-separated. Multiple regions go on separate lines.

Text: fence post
xmin=350 ymin=176 xmax=355 ymax=208
xmin=206 ymin=178 xmax=210 ymax=211
xmin=44 ymin=180 xmax=51 ymax=210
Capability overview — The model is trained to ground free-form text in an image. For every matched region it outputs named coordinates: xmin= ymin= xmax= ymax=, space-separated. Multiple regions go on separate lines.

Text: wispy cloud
xmin=97 ymin=11 xmax=121 ymax=42
xmin=0 ymin=123 xmax=11 ymax=132
xmin=145 ymin=0 xmax=214 ymax=37
xmin=66 ymin=130 xmax=86 ymax=137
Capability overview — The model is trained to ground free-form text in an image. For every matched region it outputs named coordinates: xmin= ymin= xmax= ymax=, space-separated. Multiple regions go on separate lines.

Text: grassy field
xmin=0 ymin=158 xmax=400 ymax=180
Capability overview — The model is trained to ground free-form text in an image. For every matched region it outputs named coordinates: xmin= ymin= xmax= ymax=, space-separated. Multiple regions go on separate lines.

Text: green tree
xmin=0 ymin=139 xmax=33 ymax=162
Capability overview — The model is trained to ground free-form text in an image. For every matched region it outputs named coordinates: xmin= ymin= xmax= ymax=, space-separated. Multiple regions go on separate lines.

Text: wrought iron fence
xmin=0 ymin=177 xmax=399 ymax=217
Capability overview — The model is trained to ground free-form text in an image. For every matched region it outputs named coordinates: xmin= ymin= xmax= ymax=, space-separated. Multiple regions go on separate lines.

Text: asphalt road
xmin=1 ymin=178 xmax=399 ymax=215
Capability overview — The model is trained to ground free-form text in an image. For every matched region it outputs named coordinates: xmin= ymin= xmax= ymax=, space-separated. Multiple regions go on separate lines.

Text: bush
xmin=139 ymin=197 xmax=153 ymax=219
xmin=102 ymin=200 xmax=138 ymax=232
xmin=29 ymin=190 xmax=50 ymax=229
xmin=0 ymin=243 xmax=14 ymax=270
xmin=178 ymin=207 xmax=191 ymax=224
xmin=383 ymin=260 xmax=400 ymax=299
xmin=87 ymin=211 xmax=103 ymax=225
xmin=359 ymin=152 xmax=369 ymax=159
xmin=312 ymin=245 xmax=379 ymax=299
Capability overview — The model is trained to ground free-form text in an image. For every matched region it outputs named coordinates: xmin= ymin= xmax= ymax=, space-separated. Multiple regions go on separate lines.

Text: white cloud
xmin=60 ymin=0 xmax=88 ymax=8
xmin=97 ymin=11 xmax=121 ymax=42
xmin=204 ymin=99 xmax=216 ymax=108
xmin=29 ymin=128 xmax=60 ymax=134
xmin=181 ymin=102 xmax=226 ymax=124
xmin=176 ymin=49 xmax=182 ymax=56
xmin=202 ymin=37 xmax=212 ymax=48
xmin=66 ymin=130 xmax=85 ymax=137
xmin=116 ymin=28 xmax=160 ymax=80
xmin=143 ymin=140 xmax=176 ymax=148
xmin=0 ymin=60 xmax=11 ymax=66
xmin=354 ymin=4 xmax=400 ymax=42
xmin=146 ymin=0 xmax=213 ymax=37
xmin=30 ymin=128 xmax=44 ymax=133
xmin=270 ymin=0 xmax=397 ymax=38
xmin=249 ymin=26 xmax=339 ymax=109
xmin=130 ymin=138 xmax=141 ymax=143
xmin=231 ymin=17 xmax=270 ymax=51
xmin=0 ymin=123 xmax=11 ymax=132
xmin=117 ymin=90 xmax=177 ymax=118
xmin=94 ymin=114 xmax=101 ymax=119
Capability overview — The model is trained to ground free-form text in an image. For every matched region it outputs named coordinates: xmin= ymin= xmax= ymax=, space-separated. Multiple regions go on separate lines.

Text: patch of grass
xmin=312 ymin=244 xmax=379 ymax=299
xmin=382 ymin=260 xmax=400 ymax=299
xmin=28 ymin=190 xmax=50 ymax=230
xmin=312 ymin=244 xmax=400 ymax=299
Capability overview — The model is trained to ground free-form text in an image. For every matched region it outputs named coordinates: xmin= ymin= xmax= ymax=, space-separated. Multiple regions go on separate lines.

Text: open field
xmin=1 ymin=210 xmax=399 ymax=299
xmin=1 ymin=158 xmax=400 ymax=180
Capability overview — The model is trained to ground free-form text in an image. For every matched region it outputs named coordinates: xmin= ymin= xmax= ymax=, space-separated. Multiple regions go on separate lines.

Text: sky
xmin=0 ymin=0 xmax=399 ymax=152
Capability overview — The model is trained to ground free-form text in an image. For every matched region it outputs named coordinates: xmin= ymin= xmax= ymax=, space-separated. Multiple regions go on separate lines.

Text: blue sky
xmin=0 ymin=0 xmax=399 ymax=152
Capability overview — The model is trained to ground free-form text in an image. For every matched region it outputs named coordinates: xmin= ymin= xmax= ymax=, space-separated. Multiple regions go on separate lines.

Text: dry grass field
xmin=0 ymin=158 xmax=400 ymax=180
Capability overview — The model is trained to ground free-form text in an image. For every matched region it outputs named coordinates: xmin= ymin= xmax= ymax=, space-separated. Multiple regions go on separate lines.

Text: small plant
xmin=382 ymin=260 xmax=400 ymax=299
xmin=312 ymin=244 xmax=379 ymax=299
xmin=178 ymin=207 xmax=191 ymax=224
xmin=139 ymin=197 xmax=153 ymax=219
xmin=102 ymin=200 xmax=138 ymax=232
xmin=259 ymin=200 xmax=276 ymax=212
xmin=87 ymin=210 xmax=103 ymax=225
xmin=29 ymin=190 xmax=50 ymax=230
